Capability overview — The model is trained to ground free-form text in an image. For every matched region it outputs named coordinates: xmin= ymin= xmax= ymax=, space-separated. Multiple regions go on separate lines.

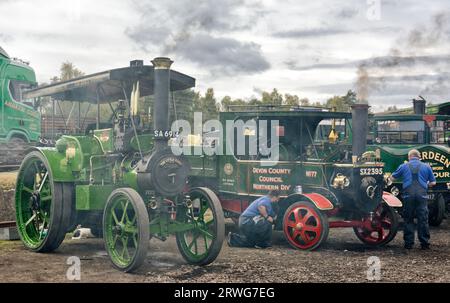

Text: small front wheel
xmin=283 ymin=201 xmax=329 ymax=250
xmin=353 ymin=203 xmax=399 ymax=247
xmin=103 ymin=188 xmax=149 ymax=272
xmin=176 ymin=187 xmax=225 ymax=266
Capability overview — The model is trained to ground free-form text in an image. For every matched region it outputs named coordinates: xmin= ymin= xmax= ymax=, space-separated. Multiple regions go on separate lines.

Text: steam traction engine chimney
xmin=413 ymin=97 xmax=426 ymax=115
xmin=152 ymin=57 xmax=173 ymax=151
xmin=351 ymin=103 xmax=370 ymax=159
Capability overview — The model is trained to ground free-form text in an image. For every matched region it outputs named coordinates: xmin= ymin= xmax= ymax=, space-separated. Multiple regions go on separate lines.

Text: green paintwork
xmin=93 ymin=128 xmax=114 ymax=153
xmin=131 ymin=134 xmax=154 ymax=152
xmin=0 ymin=52 xmax=40 ymax=143
xmin=76 ymin=185 xmax=116 ymax=210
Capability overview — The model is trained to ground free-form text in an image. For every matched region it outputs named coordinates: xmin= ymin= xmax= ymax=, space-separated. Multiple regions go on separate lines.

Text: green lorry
xmin=368 ymin=99 xmax=450 ymax=226
xmin=0 ymin=46 xmax=41 ymax=167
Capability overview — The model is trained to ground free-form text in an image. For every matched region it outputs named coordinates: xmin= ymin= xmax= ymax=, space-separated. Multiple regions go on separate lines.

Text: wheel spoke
xmin=25 ymin=213 xmax=37 ymax=227
xmin=120 ymin=238 xmax=128 ymax=259
xmin=38 ymin=172 xmax=48 ymax=192
xmin=40 ymin=195 xmax=52 ymax=202
xmin=112 ymin=234 xmax=120 ymax=249
xmin=121 ymin=201 xmax=129 ymax=223
xmin=188 ymin=232 xmax=200 ymax=250
xmin=291 ymin=229 xmax=300 ymax=240
xmin=22 ymin=186 xmax=34 ymax=194
xmin=112 ymin=209 xmax=120 ymax=225
xmin=303 ymin=225 xmax=319 ymax=233
xmin=198 ymin=228 xmax=214 ymax=239
xmin=301 ymin=211 xmax=313 ymax=224
xmin=286 ymin=220 xmax=297 ymax=228
xmin=293 ymin=209 xmax=301 ymax=223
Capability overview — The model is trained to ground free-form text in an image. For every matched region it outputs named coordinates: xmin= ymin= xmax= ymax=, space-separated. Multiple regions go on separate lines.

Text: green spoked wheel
xmin=103 ymin=188 xmax=149 ymax=272
xmin=176 ymin=187 xmax=224 ymax=265
xmin=15 ymin=151 xmax=73 ymax=252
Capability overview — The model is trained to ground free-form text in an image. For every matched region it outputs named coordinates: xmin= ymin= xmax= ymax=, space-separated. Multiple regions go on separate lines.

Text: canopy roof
xmin=0 ymin=46 xmax=9 ymax=58
xmin=23 ymin=63 xmax=196 ymax=103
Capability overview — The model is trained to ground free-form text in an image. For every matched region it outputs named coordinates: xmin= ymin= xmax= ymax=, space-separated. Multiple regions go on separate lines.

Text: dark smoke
xmin=356 ymin=12 xmax=450 ymax=102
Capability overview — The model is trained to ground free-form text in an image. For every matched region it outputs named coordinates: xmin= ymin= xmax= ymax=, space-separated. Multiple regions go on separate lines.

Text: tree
xmin=60 ymin=62 xmax=84 ymax=81
xmin=325 ymin=90 xmax=357 ymax=112
xmin=198 ymin=88 xmax=219 ymax=121
xmin=261 ymin=88 xmax=283 ymax=105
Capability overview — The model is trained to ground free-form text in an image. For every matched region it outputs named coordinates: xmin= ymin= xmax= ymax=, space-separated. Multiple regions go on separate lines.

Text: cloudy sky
xmin=1 ymin=0 xmax=449 ymax=111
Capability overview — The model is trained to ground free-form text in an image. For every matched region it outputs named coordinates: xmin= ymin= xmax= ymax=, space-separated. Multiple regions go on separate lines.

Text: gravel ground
xmin=0 ymin=220 xmax=449 ymax=283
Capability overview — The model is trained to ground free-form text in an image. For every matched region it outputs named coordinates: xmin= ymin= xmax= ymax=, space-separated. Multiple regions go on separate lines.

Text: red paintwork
xmin=382 ymin=192 xmax=402 ymax=207
xmin=329 ymin=221 xmax=366 ymax=228
xmin=423 ymin=115 xmax=436 ymax=127
xmin=283 ymin=203 xmax=324 ymax=250
xmin=303 ymin=193 xmax=334 ymax=210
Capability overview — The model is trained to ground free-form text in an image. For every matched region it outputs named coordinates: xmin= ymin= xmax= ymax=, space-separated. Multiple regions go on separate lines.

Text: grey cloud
xmin=336 ymin=7 xmax=359 ymax=19
xmin=172 ymin=34 xmax=270 ymax=75
xmin=125 ymin=0 xmax=269 ymax=75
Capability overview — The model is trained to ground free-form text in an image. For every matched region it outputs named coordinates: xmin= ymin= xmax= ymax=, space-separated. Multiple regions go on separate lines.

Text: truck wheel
xmin=176 ymin=187 xmax=225 ymax=266
xmin=283 ymin=201 xmax=329 ymax=250
xmin=15 ymin=151 xmax=73 ymax=252
xmin=428 ymin=194 xmax=445 ymax=227
xmin=353 ymin=203 xmax=399 ymax=247
xmin=103 ymin=188 xmax=149 ymax=272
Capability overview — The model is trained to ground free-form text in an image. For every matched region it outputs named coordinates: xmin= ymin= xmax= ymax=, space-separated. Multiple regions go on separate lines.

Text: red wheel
xmin=353 ymin=203 xmax=399 ymax=247
xmin=283 ymin=201 xmax=329 ymax=250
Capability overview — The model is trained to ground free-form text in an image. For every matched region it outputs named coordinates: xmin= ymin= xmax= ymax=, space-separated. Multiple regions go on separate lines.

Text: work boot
xmin=421 ymin=244 xmax=430 ymax=250
xmin=404 ymin=244 xmax=413 ymax=250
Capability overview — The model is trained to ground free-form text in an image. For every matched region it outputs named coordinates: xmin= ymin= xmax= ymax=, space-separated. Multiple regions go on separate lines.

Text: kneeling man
xmin=228 ymin=190 xmax=280 ymax=248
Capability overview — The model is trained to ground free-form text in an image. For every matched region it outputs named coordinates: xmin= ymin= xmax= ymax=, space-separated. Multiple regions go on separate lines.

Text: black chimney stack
xmin=351 ymin=103 xmax=370 ymax=159
xmin=413 ymin=97 xmax=426 ymax=115
xmin=152 ymin=57 xmax=173 ymax=151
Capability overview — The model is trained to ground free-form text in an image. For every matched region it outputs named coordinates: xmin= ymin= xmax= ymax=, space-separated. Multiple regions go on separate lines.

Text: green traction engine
xmin=15 ymin=57 xmax=225 ymax=272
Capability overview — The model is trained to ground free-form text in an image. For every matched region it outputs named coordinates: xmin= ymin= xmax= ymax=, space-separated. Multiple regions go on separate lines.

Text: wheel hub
xmin=29 ymin=193 xmax=40 ymax=211
xmin=295 ymin=222 xmax=304 ymax=231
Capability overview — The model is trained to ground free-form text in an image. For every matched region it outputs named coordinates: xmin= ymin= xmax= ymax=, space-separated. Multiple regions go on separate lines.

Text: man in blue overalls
xmin=227 ymin=190 xmax=280 ymax=249
xmin=391 ymin=149 xmax=436 ymax=249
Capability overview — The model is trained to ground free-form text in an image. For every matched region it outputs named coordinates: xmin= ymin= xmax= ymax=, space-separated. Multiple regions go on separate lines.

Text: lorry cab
xmin=368 ymin=100 xmax=450 ymax=226
xmin=0 ymin=47 xmax=40 ymax=145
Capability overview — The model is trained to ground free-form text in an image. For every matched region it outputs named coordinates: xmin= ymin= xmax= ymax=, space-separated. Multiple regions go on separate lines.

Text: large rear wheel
xmin=428 ymin=194 xmax=445 ymax=227
xmin=283 ymin=201 xmax=329 ymax=250
xmin=103 ymin=188 xmax=149 ymax=272
xmin=15 ymin=151 xmax=73 ymax=252
xmin=176 ymin=188 xmax=225 ymax=266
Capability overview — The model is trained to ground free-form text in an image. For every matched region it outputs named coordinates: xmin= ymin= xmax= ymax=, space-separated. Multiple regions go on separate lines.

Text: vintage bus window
xmin=314 ymin=119 xmax=346 ymax=142
xmin=377 ymin=120 xmax=425 ymax=144
xmin=9 ymin=79 xmax=36 ymax=106
xmin=430 ymin=120 xmax=446 ymax=144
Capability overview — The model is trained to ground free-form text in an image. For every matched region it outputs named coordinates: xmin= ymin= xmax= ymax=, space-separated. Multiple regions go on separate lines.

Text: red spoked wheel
xmin=283 ymin=201 xmax=329 ymax=250
xmin=353 ymin=203 xmax=399 ymax=247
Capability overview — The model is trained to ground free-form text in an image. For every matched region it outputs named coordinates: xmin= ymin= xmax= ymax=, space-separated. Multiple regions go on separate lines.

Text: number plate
xmin=360 ymin=168 xmax=383 ymax=176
